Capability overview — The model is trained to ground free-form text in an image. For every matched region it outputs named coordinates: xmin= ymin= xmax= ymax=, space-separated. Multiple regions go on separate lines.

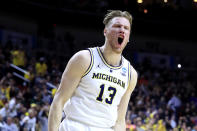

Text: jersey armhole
xmin=82 ymin=48 xmax=94 ymax=77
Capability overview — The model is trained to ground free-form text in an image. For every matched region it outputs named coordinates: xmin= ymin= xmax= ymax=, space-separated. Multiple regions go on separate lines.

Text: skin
xmin=48 ymin=16 xmax=138 ymax=131
xmin=104 ymin=17 xmax=130 ymax=54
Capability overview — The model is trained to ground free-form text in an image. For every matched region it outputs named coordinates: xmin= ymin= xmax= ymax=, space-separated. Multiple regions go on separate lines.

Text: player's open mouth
xmin=118 ymin=37 xmax=124 ymax=45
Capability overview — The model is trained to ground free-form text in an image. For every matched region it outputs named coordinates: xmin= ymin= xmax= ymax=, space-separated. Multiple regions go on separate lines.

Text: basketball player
xmin=48 ymin=10 xmax=138 ymax=131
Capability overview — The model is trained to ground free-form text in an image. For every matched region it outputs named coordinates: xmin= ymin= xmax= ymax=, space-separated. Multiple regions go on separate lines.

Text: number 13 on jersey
xmin=96 ymin=84 xmax=117 ymax=105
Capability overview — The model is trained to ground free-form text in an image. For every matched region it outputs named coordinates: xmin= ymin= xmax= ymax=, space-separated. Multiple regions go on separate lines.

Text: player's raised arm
xmin=48 ymin=50 xmax=91 ymax=131
xmin=114 ymin=67 xmax=138 ymax=131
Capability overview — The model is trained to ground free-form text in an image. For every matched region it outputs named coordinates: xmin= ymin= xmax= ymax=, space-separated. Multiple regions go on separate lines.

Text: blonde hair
xmin=103 ymin=10 xmax=133 ymax=27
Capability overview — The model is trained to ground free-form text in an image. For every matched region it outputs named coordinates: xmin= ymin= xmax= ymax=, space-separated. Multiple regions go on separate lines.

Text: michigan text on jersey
xmin=92 ymin=73 xmax=125 ymax=88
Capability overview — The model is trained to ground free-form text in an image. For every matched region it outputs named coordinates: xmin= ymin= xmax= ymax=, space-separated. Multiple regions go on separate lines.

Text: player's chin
xmin=115 ymin=42 xmax=126 ymax=49
xmin=112 ymin=46 xmax=123 ymax=54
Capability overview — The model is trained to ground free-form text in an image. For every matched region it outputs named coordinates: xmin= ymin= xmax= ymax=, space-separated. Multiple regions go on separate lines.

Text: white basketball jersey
xmin=64 ymin=47 xmax=132 ymax=128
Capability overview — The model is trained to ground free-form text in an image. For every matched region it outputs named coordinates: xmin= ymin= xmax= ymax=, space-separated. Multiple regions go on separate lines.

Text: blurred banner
xmin=1 ymin=29 xmax=35 ymax=49
xmin=134 ymin=52 xmax=175 ymax=69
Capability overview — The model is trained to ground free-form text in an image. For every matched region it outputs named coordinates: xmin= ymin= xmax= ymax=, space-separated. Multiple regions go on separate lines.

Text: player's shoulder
xmin=68 ymin=49 xmax=92 ymax=71
xmin=65 ymin=49 xmax=92 ymax=76
xmin=71 ymin=49 xmax=91 ymax=62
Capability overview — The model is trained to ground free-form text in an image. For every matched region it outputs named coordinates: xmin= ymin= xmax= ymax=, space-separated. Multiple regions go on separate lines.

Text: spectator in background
xmin=0 ymin=97 xmax=7 ymax=109
xmin=167 ymin=93 xmax=182 ymax=112
xmin=10 ymin=46 xmax=26 ymax=68
xmin=2 ymin=116 xmax=19 ymax=131
xmin=138 ymin=75 xmax=149 ymax=96
xmin=20 ymin=108 xmax=36 ymax=131
xmin=16 ymin=103 xmax=27 ymax=121
xmin=0 ymin=81 xmax=11 ymax=101
xmin=38 ymin=105 xmax=49 ymax=131
xmin=24 ymin=66 xmax=35 ymax=82
xmin=126 ymin=118 xmax=137 ymax=131
xmin=35 ymin=57 xmax=48 ymax=77
xmin=0 ymin=103 xmax=10 ymax=119
xmin=170 ymin=114 xmax=177 ymax=129
xmin=0 ymin=114 xmax=5 ymax=130
xmin=154 ymin=119 xmax=166 ymax=131
xmin=135 ymin=117 xmax=145 ymax=131
xmin=41 ymin=87 xmax=51 ymax=104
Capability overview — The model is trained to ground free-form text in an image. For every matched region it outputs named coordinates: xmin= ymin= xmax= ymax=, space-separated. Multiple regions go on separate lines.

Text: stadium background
xmin=0 ymin=0 xmax=197 ymax=130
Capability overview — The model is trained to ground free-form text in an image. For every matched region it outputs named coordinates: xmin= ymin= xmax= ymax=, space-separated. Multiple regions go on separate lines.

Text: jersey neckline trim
xmin=96 ymin=47 xmax=123 ymax=69
xmin=82 ymin=48 xmax=94 ymax=77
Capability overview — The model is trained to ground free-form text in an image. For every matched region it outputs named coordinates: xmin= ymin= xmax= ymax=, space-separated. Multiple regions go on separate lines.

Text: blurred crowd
xmin=0 ymin=41 xmax=63 ymax=131
xmin=126 ymin=61 xmax=197 ymax=130
xmin=0 ymin=38 xmax=197 ymax=131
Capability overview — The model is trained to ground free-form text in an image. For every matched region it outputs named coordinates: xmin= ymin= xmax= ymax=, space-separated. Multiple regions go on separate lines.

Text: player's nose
xmin=119 ymin=26 xmax=125 ymax=33
xmin=119 ymin=28 xmax=125 ymax=35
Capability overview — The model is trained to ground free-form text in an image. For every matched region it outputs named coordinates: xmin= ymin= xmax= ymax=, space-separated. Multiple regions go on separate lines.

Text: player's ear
xmin=104 ymin=28 xmax=107 ymax=36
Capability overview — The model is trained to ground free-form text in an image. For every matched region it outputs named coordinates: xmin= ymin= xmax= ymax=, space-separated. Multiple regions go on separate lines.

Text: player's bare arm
xmin=114 ymin=67 xmax=138 ymax=131
xmin=48 ymin=50 xmax=91 ymax=131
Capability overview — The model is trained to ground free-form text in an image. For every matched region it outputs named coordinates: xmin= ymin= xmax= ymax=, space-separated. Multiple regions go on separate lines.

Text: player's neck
xmin=100 ymin=46 xmax=122 ymax=67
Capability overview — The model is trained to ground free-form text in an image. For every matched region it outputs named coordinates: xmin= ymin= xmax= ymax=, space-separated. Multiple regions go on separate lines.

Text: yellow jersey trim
xmin=128 ymin=62 xmax=131 ymax=88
